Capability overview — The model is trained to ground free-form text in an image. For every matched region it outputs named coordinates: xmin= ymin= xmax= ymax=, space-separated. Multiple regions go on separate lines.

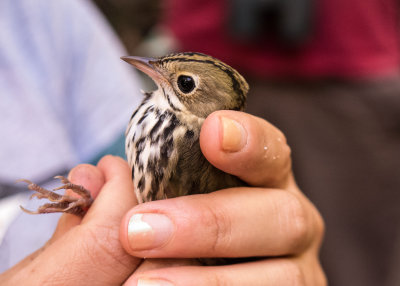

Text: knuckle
xmin=283 ymin=144 xmax=292 ymax=164
xmin=275 ymin=128 xmax=287 ymax=143
xmin=279 ymin=136 xmax=292 ymax=170
xmin=313 ymin=207 xmax=326 ymax=244
xmin=263 ymin=130 xmax=292 ymax=186
xmin=277 ymin=130 xmax=291 ymax=157
xmin=205 ymin=204 xmax=232 ymax=255
xmin=274 ymin=129 xmax=290 ymax=157
xmin=279 ymin=192 xmax=310 ymax=252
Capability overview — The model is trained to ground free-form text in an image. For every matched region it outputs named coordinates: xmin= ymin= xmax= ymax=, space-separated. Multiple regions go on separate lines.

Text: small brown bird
xmin=123 ymin=52 xmax=249 ymax=204
xmin=20 ymin=52 xmax=249 ymax=216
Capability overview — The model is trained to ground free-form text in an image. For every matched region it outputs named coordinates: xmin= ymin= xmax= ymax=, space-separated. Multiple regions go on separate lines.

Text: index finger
xmin=83 ymin=155 xmax=138 ymax=224
xmin=200 ymin=110 xmax=292 ymax=189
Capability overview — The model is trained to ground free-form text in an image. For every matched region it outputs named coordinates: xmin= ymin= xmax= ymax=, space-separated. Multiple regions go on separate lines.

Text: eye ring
xmin=177 ymin=75 xmax=196 ymax=94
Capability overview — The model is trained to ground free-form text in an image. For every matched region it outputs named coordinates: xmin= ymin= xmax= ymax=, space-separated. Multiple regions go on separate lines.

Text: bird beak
xmin=121 ymin=56 xmax=164 ymax=83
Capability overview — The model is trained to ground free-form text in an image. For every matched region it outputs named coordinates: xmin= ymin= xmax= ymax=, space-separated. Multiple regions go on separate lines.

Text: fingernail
xmin=220 ymin=116 xmax=247 ymax=152
xmin=137 ymin=278 xmax=174 ymax=286
xmin=128 ymin=213 xmax=174 ymax=250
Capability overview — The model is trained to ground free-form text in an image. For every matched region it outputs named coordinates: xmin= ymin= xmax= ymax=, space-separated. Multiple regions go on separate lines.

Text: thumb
xmin=200 ymin=110 xmax=293 ymax=189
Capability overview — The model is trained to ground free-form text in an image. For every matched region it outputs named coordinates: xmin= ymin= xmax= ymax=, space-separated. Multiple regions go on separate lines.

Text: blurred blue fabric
xmin=0 ymin=0 xmax=142 ymax=271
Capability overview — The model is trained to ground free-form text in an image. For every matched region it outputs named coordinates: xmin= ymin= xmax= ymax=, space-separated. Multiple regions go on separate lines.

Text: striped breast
xmin=125 ymin=90 xmax=187 ymax=203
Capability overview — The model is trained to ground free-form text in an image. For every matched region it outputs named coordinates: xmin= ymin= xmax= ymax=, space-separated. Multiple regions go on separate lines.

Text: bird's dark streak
xmin=185 ymin=130 xmax=194 ymax=139
xmin=220 ymin=65 xmax=246 ymax=108
xmin=130 ymin=108 xmax=140 ymax=121
xmin=146 ymin=158 xmax=156 ymax=200
xmin=143 ymin=91 xmax=153 ymax=100
xmin=147 ymin=155 xmax=166 ymax=180
xmin=164 ymin=52 xmax=200 ymax=58
xmin=137 ymin=109 xmax=149 ymax=124
xmin=149 ymin=166 xmax=160 ymax=200
xmin=135 ymin=137 xmax=146 ymax=165
xmin=135 ymin=137 xmax=146 ymax=151
xmin=160 ymin=137 xmax=173 ymax=168
xmin=135 ymin=154 xmax=140 ymax=166
xmin=149 ymin=182 xmax=160 ymax=201
xmin=129 ymin=104 xmax=144 ymax=121
xmin=155 ymin=168 xmax=164 ymax=182
xmin=138 ymin=176 xmax=145 ymax=192
xmin=149 ymin=112 xmax=164 ymax=140
xmin=161 ymin=57 xmax=245 ymax=105
xmin=147 ymin=157 xmax=155 ymax=173
xmin=161 ymin=111 xmax=169 ymax=120
xmin=153 ymin=85 xmax=179 ymax=111
xmin=129 ymin=94 xmax=151 ymax=121
xmin=162 ymin=114 xmax=180 ymax=140
xmin=138 ymin=163 xmax=144 ymax=172
xmin=165 ymin=91 xmax=180 ymax=111
xmin=146 ymin=157 xmax=157 ymax=178
xmin=146 ymin=154 xmax=165 ymax=201
xmin=135 ymin=152 xmax=140 ymax=165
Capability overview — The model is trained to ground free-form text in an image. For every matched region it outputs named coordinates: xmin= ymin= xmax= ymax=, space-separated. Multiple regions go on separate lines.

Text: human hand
xmin=0 ymin=110 xmax=326 ymax=286
xmin=0 ymin=156 xmax=141 ymax=286
xmin=120 ymin=110 xmax=326 ymax=285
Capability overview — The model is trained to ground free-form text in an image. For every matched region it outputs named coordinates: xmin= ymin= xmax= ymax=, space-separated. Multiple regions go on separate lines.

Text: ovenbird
xmin=19 ymin=52 xmax=249 ymax=216
xmin=122 ymin=52 xmax=249 ymax=203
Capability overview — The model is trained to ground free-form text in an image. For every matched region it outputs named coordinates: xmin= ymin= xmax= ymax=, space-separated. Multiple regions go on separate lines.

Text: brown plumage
xmin=123 ymin=52 xmax=249 ymax=204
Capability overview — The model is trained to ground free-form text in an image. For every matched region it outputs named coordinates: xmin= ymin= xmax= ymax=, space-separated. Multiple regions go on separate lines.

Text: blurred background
xmin=1 ymin=0 xmax=399 ymax=285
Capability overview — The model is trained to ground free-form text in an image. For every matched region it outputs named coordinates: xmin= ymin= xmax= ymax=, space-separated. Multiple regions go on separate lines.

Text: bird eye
xmin=177 ymin=75 xmax=195 ymax=93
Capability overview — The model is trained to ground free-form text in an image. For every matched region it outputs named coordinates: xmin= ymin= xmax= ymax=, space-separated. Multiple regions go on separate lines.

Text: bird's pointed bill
xmin=121 ymin=56 xmax=164 ymax=84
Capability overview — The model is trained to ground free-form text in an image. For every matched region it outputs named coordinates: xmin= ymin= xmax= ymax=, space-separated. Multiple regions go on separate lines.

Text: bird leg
xmin=18 ymin=176 xmax=93 ymax=216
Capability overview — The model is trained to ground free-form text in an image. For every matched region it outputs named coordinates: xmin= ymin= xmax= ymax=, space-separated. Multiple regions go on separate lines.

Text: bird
xmin=19 ymin=52 xmax=249 ymax=216
xmin=123 ymin=52 xmax=249 ymax=204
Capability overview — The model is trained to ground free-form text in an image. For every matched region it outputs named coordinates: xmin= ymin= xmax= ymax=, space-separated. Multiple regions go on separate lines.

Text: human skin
xmin=0 ymin=110 xmax=326 ymax=286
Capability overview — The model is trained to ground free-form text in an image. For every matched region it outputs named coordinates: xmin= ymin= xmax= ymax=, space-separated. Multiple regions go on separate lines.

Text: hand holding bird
xmin=12 ymin=53 xmax=325 ymax=284
xmin=2 ymin=111 xmax=325 ymax=285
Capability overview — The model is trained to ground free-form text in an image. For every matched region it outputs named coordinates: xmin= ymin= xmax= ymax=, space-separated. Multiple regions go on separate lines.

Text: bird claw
xmin=17 ymin=176 xmax=93 ymax=216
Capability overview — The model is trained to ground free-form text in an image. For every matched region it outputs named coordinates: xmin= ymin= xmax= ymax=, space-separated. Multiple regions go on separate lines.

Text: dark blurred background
xmin=92 ymin=0 xmax=162 ymax=54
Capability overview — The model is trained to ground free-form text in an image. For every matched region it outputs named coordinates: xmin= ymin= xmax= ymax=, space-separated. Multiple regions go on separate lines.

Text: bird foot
xmin=17 ymin=176 xmax=93 ymax=216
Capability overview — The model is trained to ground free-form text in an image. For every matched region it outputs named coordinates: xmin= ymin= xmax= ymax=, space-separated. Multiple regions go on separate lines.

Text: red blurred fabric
xmin=164 ymin=0 xmax=400 ymax=78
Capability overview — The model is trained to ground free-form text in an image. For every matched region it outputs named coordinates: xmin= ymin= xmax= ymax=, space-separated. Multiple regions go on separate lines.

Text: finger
xmin=200 ymin=110 xmax=292 ymax=188
xmin=51 ymin=164 xmax=105 ymax=240
xmin=17 ymin=156 xmax=141 ymax=285
xmin=124 ymin=257 xmax=326 ymax=286
xmin=83 ymin=155 xmax=138 ymax=224
xmin=67 ymin=163 xmax=105 ymax=199
xmin=120 ymin=187 xmax=322 ymax=259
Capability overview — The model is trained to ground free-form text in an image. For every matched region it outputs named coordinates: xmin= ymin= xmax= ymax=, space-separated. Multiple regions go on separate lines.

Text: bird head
xmin=121 ymin=52 xmax=249 ymax=118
